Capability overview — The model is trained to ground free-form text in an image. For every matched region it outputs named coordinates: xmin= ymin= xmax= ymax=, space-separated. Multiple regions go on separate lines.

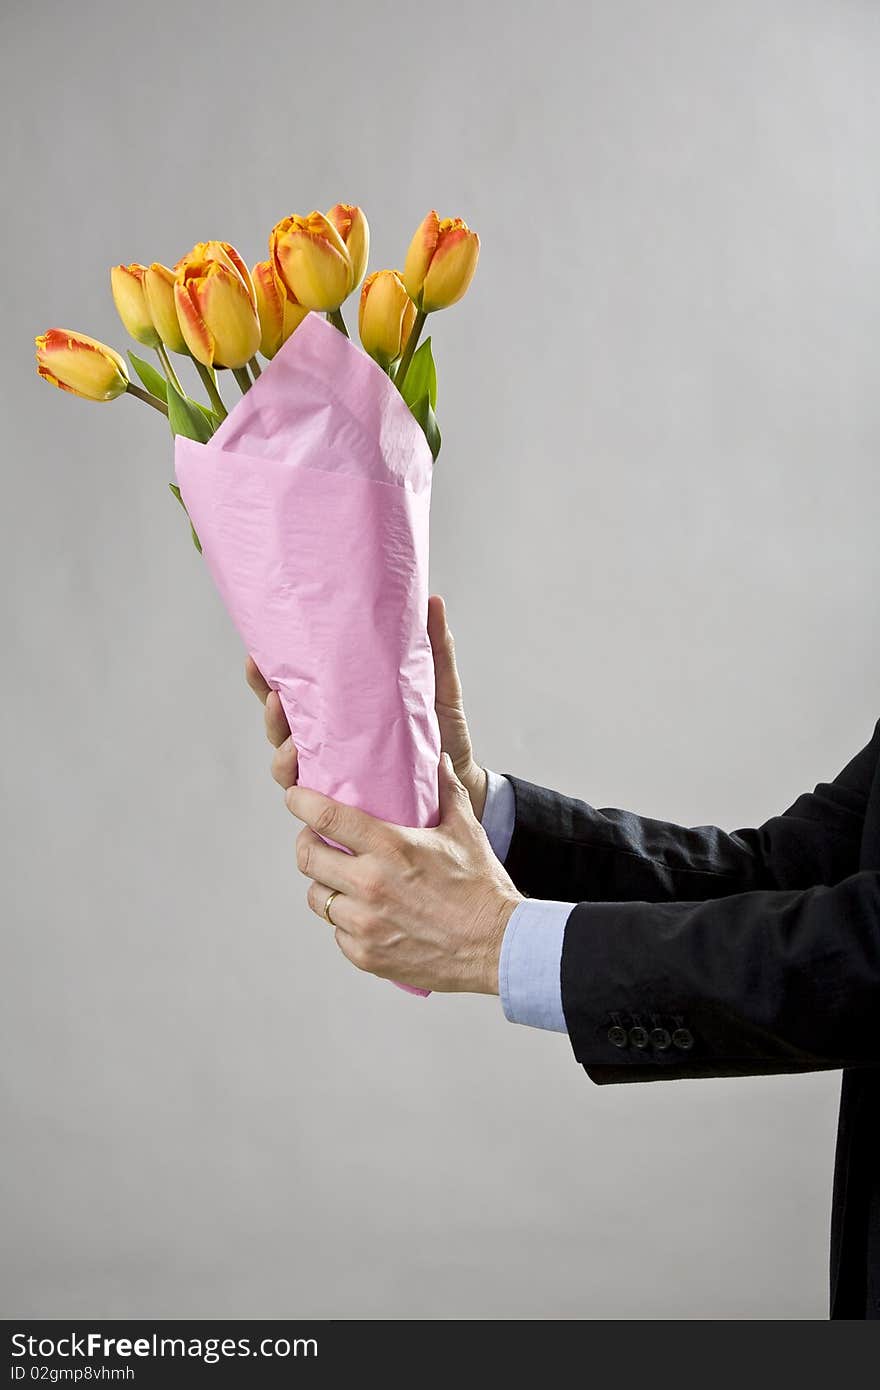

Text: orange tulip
xmin=270 ymin=212 xmax=354 ymax=312
xmin=252 ymin=260 xmax=309 ymax=359
xmin=110 ymin=264 xmax=161 ymax=347
xmin=359 ymin=270 xmax=416 ymax=369
xmin=35 ymin=329 xmax=129 ymax=401
xmin=403 ymin=211 xmax=480 ymax=312
xmin=326 ymin=204 xmax=370 ymax=291
xmin=144 ymin=263 xmax=188 ymax=354
xmin=174 ymin=257 xmax=261 ymax=369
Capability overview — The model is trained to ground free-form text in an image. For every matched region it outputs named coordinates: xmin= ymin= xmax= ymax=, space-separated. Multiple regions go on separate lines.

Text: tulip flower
xmin=111 ymin=264 xmax=161 ymax=347
xmin=358 ymin=270 xmax=416 ymax=369
xmin=174 ymin=257 xmax=261 ymax=370
xmin=270 ymin=212 xmax=354 ymax=313
xmin=252 ymin=260 xmax=309 ymax=359
xmin=402 ymin=211 xmax=480 ymax=313
xmin=35 ymin=329 xmax=130 ymax=401
xmin=177 ymin=241 xmax=258 ymax=310
xmin=144 ymin=263 xmax=188 ymax=354
xmin=326 ymin=204 xmax=370 ymax=292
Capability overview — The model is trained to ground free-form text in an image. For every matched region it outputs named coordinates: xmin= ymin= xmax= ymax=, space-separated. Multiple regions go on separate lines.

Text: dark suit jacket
xmin=502 ymin=720 xmax=880 ymax=1319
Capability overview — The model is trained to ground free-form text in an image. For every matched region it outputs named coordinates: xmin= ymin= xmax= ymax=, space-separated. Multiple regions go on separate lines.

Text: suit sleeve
xmin=564 ymin=869 xmax=880 ymax=1081
xmin=502 ymin=721 xmax=877 ymax=904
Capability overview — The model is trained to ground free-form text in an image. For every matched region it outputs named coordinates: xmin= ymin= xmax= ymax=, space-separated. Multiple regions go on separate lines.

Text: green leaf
xmin=410 ymin=392 xmax=441 ymax=462
xmin=400 ymin=337 xmax=437 ymax=411
xmin=169 ymin=482 xmax=202 ymax=553
xmin=129 ymin=352 xmax=168 ymax=402
xmin=166 ymin=379 xmax=217 ymax=444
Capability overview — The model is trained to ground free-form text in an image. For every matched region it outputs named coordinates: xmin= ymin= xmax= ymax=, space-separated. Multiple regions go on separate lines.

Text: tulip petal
xmin=402 ymin=210 xmax=440 ymax=305
xmin=327 ymin=204 xmax=370 ymax=290
xmin=178 ymin=241 xmax=257 ymax=308
xmin=253 ymin=260 xmax=284 ymax=358
xmin=195 ymin=264 xmax=261 ymax=368
xmin=145 ymin=264 xmax=188 ymax=354
xmin=174 ymin=275 xmax=216 ymax=366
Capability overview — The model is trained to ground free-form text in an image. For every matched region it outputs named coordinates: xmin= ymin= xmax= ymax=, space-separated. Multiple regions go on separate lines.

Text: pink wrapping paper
xmin=175 ymin=313 xmax=441 ymax=996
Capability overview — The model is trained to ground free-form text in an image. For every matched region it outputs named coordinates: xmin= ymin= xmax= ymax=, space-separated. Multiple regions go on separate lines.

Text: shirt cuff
xmin=481 ymin=769 xmax=516 ymax=862
xmin=498 ymin=900 xmax=573 ymax=1033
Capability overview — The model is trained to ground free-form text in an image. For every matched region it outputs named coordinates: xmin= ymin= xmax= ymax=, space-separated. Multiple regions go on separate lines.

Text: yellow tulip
xmin=403 ymin=210 xmax=480 ymax=312
xmin=174 ymin=257 xmax=261 ymax=369
xmin=270 ymin=212 xmax=354 ymax=312
xmin=359 ymin=270 xmax=417 ymax=369
xmin=252 ymin=260 xmax=309 ymax=359
xmin=110 ymin=264 xmax=161 ymax=347
xmin=326 ymin=204 xmax=370 ymax=291
xmin=177 ymin=240 xmax=257 ymax=309
xmin=35 ymin=329 xmax=129 ymax=401
xmin=144 ymin=263 xmax=188 ymax=354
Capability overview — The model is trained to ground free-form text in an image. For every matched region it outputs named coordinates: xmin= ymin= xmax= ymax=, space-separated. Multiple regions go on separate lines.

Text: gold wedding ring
xmin=322 ymin=890 xmax=340 ymax=926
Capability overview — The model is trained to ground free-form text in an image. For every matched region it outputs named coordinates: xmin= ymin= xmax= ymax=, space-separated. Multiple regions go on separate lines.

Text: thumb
xmin=427 ymin=595 xmax=462 ymax=708
xmin=438 ymin=752 xmax=472 ymax=825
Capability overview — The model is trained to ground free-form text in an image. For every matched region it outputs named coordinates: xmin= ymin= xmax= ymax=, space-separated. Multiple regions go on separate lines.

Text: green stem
xmin=248 ymin=355 xmax=262 ymax=378
xmin=126 ymin=381 xmax=168 ymax=416
xmin=328 ymin=306 xmax=350 ymax=338
xmin=232 ymin=365 xmax=253 ymax=395
xmin=394 ymin=309 xmax=427 ymax=393
xmin=155 ymin=342 xmax=184 ymax=396
xmin=194 ymin=361 xmax=227 ymax=419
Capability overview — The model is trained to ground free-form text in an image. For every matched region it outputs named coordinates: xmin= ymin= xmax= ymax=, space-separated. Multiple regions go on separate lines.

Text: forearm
xmin=561 ymin=870 xmax=880 ymax=1081
xmin=502 ymin=774 xmax=772 ymax=904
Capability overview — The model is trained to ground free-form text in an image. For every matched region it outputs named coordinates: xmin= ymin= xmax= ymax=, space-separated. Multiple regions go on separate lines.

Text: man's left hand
xmin=285 ymin=756 xmax=524 ymax=994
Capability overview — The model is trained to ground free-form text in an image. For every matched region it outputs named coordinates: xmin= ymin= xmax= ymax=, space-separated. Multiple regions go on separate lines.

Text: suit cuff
xmin=498 ymin=900 xmax=572 ymax=1032
xmin=481 ymin=769 xmax=516 ymax=862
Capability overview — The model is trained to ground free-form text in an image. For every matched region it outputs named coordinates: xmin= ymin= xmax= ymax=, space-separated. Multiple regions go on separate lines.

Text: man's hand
xmin=285 ymin=755 xmax=523 ymax=993
xmin=245 ymin=594 xmax=489 ymax=819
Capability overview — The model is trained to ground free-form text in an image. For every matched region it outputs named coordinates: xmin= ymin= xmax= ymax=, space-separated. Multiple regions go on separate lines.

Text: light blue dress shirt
xmin=482 ymin=771 xmax=572 ymax=1033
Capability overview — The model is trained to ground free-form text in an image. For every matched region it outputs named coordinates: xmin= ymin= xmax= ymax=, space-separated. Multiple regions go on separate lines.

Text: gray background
xmin=2 ymin=0 xmax=879 ymax=1320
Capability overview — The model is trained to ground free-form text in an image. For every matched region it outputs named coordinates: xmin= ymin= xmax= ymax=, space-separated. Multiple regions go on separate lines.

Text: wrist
xmin=475 ymin=891 xmax=522 ymax=995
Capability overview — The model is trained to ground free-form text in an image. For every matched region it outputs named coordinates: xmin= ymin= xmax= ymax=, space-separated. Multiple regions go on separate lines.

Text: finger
xmin=264 ymin=690 xmax=290 ymax=748
xmin=332 ymin=924 xmax=370 ymax=974
xmin=285 ymin=785 xmax=383 ymax=854
xmin=438 ymin=752 xmax=473 ymax=824
xmin=427 ymin=595 xmax=463 ymax=708
xmin=271 ymin=737 xmax=299 ymax=790
xmin=297 ymin=828 xmax=359 ymax=893
xmin=304 ymin=885 xmax=370 ymax=971
xmin=245 ymin=656 xmax=271 ymax=704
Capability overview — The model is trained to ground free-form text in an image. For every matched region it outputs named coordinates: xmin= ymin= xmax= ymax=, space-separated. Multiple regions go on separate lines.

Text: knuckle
xmin=359 ymin=911 xmax=381 ymax=940
xmin=358 ymin=870 xmax=384 ymax=906
xmin=314 ymin=802 xmax=339 ymax=838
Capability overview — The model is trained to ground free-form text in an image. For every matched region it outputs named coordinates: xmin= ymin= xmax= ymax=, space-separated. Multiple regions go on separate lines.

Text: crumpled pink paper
xmin=175 ymin=312 xmax=441 ymax=996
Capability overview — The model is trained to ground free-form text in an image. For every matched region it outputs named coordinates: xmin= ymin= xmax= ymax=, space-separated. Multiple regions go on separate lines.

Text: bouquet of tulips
xmin=35 ymin=207 xmax=479 ymax=994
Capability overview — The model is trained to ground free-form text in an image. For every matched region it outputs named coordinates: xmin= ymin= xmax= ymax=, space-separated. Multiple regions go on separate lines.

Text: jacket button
xmin=608 ymin=1025 xmax=628 ymax=1048
xmin=672 ymin=1027 xmax=694 ymax=1051
xmin=629 ymin=1026 xmax=649 ymax=1049
xmin=650 ymin=1027 xmax=671 ymax=1050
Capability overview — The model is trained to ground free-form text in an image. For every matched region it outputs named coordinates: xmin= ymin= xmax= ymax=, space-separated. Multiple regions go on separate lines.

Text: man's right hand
xmin=245 ymin=593 xmax=489 ymax=821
